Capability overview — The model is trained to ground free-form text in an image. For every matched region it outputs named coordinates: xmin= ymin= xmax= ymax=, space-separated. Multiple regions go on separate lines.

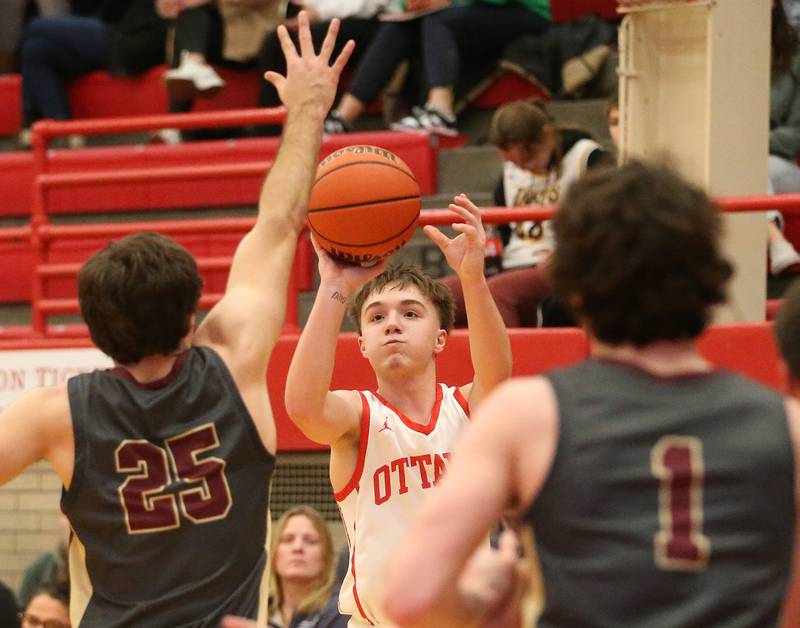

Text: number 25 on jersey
xmin=115 ymin=423 xmax=232 ymax=534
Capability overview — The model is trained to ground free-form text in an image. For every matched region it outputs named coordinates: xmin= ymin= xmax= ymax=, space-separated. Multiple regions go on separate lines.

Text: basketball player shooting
xmin=0 ymin=13 xmax=353 ymax=627
xmin=283 ymin=193 xmax=512 ymax=626
xmin=384 ymin=162 xmax=800 ymax=628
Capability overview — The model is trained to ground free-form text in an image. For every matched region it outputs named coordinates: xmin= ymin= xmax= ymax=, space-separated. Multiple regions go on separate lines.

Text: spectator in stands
xmin=18 ymin=0 xmax=166 ymax=148
xmin=784 ymin=0 xmax=800 ymax=33
xmin=776 ymin=279 xmax=800 ymax=394
xmin=606 ymin=93 xmax=619 ymax=151
xmin=0 ymin=0 xmax=70 ymax=74
xmin=17 ymin=514 xmax=70 ymax=611
xmin=0 ymin=580 xmax=20 ymax=628
xmin=255 ymin=0 xmax=391 ymax=136
xmin=224 ymin=505 xmax=348 ymax=628
xmin=155 ymin=0 xmax=284 ymax=143
xmin=324 ymin=0 xmax=551 ymax=136
xmin=768 ymin=1 xmax=800 ymax=274
xmin=18 ymin=581 xmax=70 ymax=628
xmin=441 ymin=99 xmax=608 ymax=327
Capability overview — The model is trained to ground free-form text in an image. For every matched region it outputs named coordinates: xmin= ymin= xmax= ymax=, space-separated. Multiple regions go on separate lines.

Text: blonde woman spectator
xmin=223 ymin=505 xmax=348 ymax=628
xmin=267 ymin=506 xmax=348 ymax=628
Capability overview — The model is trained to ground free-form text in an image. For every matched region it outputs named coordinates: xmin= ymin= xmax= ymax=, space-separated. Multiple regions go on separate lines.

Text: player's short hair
xmin=775 ymin=280 xmax=800 ymax=380
xmin=78 ymin=232 xmax=203 ymax=364
xmin=552 ymin=160 xmax=732 ymax=346
xmin=348 ymin=263 xmax=455 ymax=334
xmin=269 ymin=506 xmax=336 ymax=618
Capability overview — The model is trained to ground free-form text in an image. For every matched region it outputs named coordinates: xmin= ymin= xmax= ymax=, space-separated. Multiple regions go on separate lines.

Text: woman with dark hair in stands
xmin=323 ymin=0 xmax=551 ymax=136
xmin=18 ymin=581 xmax=70 ymax=628
xmin=17 ymin=0 xmax=166 ymax=148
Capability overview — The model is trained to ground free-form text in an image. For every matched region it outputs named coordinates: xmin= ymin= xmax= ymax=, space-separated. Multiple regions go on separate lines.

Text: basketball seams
xmin=308 ymin=195 xmax=421 ymax=214
xmin=308 ymin=211 xmax=419 ymax=248
xmin=311 ymin=160 xmax=417 ymax=190
xmin=309 ymin=146 xmax=421 ymax=262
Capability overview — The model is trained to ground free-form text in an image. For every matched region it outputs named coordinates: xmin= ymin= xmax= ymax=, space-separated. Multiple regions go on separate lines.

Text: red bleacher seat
xmin=697 ymin=323 xmax=787 ymax=391
xmin=0 ymin=130 xmax=444 ymax=224
xmin=0 ymin=74 xmax=21 ymax=136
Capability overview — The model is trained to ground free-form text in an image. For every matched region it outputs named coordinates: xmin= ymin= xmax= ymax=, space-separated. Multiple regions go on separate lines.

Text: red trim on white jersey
xmin=334 ymin=392 xmax=372 ymax=502
xmin=454 ymin=387 xmax=470 ymax=417
xmin=349 ymin=531 xmax=375 ymax=625
xmin=373 ymin=384 xmax=444 ymax=435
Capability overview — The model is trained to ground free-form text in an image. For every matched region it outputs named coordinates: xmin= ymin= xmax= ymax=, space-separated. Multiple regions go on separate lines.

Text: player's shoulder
xmin=332 ymin=388 xmax=363 ymax=409
xmin=27 ymin=382 xmax=70 ymax=408
xmin=14 ymin=383 xmax=71 ymax=429
xmin=473 ymin=376 xmax=556 ymax=423
xmin=497 ymin=376 xmax=554 ymax=403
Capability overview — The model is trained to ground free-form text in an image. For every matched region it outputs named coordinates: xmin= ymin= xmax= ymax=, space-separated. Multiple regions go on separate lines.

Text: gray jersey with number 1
xmin=525 ymin=358 xmax=794 ymax=628
xmin=63 ymin=346 xmax=274 ymax=627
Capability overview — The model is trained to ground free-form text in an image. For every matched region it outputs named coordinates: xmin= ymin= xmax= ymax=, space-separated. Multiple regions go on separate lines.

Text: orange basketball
xmin=308 ymin=145 xmax=421 ymax=265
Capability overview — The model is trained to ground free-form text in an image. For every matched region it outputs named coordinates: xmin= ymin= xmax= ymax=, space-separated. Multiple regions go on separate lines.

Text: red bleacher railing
xmin=10 ymin=109 xmax=800 ymax=338
xmin=8 ymin=194 xmax=800 ymax=340
xmin=27 ymin=109 xmax=290 ymax=336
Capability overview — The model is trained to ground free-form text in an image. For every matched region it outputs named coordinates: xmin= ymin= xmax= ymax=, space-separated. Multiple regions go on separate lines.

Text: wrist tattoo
xmin=331 ymin=290 xmax=347 ymax=304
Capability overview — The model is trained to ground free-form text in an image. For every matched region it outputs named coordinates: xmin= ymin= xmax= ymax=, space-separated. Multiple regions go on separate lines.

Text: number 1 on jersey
xmin=651 ymin=436 xmax=710 ymax=571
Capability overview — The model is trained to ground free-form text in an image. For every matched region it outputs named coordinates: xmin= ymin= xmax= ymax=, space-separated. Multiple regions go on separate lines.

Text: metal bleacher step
xmin=437 ymin=146 xmax=502 ymax=197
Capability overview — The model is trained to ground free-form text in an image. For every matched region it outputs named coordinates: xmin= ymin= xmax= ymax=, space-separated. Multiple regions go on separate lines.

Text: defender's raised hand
xmin=424 ymin=193 xmax=487 ymax=282
xmin=263 ymin=12 xmax=355 ymax=115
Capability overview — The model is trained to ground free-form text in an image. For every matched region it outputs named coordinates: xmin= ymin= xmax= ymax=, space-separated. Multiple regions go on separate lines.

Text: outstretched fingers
xmin=296 ymin=11 xmax=314 ymax=57
xmin=319 ymin=17 xmax=340 ymax=62
xmin=451 ymin=193 xmax=482 ymax=222
xmin=423 ymin=224 xmax=451 ymax=251
xmin=275 ymin=24 xmax=298 ymax=64
xmin=262 ymin=70 xmax=285 ymax=92
xmin=332 ymin=39 xmax=356 ymax=77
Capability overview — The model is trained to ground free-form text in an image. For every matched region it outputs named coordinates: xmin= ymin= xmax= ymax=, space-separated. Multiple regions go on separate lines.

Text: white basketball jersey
xmin=502 ymin=138 xmax=601 ymax=269
xmin=336 ymin=383 xmax=471 ymax=626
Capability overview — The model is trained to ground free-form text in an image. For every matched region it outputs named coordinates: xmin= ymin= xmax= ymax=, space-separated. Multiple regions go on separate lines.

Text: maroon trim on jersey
xmin=334 ymin=392 xmax=371 ymax=502
xmin=109 ymin=350 xmax=191 ymax=390
xmin=349 ymin=532 xmax=375 ymax=625
xmin=595 ymin=356 xmax=720 ymax=382
xmin=373 ymin=384 xmax=443 ymax=435
xmin=454 ymin=387 xmax=470 ymax=418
